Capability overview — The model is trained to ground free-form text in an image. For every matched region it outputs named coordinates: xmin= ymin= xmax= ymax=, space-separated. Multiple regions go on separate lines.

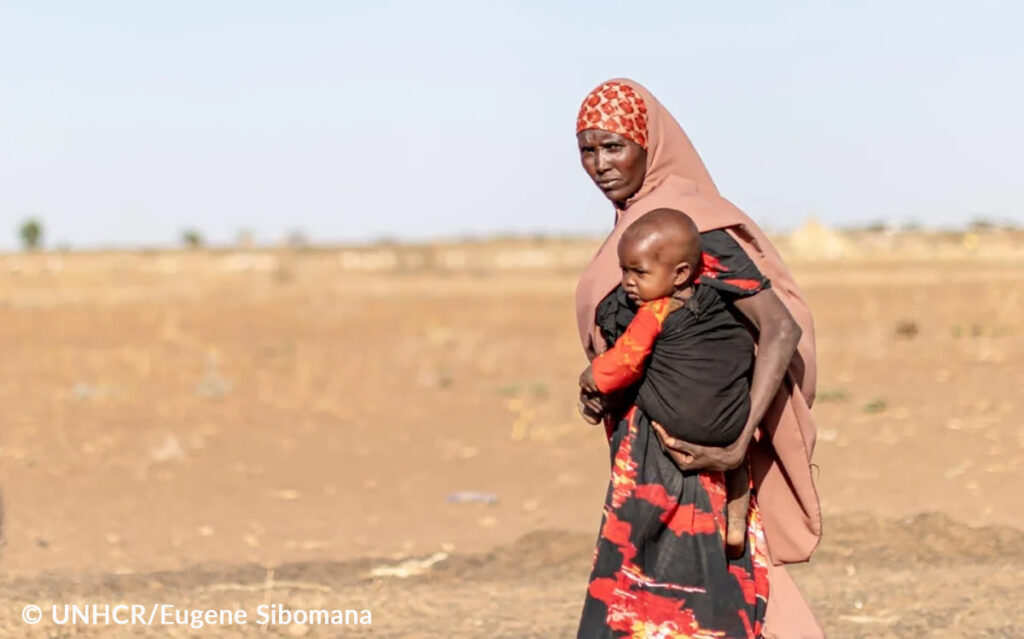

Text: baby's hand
xmin=579 ymin=365 xmax=599 ymax=394
xmin=578 ymin=388 xmax=604 ymax=425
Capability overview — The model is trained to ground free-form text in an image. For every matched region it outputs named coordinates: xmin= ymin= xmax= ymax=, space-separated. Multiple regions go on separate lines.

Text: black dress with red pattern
xmin=577 ymin=230 xmax=771 ymax=639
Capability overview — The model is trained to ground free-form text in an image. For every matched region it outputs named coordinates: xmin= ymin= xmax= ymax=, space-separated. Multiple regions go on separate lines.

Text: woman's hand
xmin=651 ymin=421 xmax=744 ymax=471
xmin=578 ymin=388 xmax=605 ymax=425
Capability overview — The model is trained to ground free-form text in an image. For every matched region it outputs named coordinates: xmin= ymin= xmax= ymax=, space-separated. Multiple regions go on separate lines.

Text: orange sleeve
xmin=591 ymin=297 xmax=674 ymax=394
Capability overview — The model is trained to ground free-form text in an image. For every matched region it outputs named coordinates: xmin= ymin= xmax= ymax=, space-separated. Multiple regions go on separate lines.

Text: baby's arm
xmin=586 ymin=297 xmax=678 ymax=394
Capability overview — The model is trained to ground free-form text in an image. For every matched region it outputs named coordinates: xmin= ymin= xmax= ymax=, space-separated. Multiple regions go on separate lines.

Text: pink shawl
xmin=574 ymin=79 xmax=823 ymax=636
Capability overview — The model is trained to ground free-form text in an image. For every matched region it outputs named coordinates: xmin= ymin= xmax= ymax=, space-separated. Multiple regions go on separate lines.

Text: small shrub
xmin=862 ymin=398 xmax=887 ymax=414
xmin=817 ymin=389 xmax=850 ymax=403
xmin=181 ymin=228 xmax=204 ymax=249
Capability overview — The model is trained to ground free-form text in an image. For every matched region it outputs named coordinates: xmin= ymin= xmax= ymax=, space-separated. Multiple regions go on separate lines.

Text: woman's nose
xmin=594 ymin=150 xmax=610 ymax=174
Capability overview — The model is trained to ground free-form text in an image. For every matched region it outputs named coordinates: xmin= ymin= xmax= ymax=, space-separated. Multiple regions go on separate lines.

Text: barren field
xmin=1 ymin=232 xmax=1023 ymax=637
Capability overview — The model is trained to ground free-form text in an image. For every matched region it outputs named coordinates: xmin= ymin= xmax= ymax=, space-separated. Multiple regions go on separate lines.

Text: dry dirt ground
xmin=1 ymin=237 xmax=1023 ymax=637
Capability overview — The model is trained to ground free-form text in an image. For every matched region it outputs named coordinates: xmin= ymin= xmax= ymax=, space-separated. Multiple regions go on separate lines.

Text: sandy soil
xmin=1 ymin=238 xmax=1022 ymax=637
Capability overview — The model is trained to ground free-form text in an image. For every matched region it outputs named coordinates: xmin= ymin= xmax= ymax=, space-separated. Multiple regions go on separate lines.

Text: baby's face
xmin=618 ymin=236 xmax=677 ymax=305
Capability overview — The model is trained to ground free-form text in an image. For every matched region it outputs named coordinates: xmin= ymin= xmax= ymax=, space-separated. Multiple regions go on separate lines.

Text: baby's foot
xmin=726 ymin=517 xmax=747 ymax=559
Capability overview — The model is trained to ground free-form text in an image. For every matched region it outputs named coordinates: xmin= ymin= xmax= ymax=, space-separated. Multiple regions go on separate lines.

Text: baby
xmin=579 ymin=208 xmax=755 ymax=557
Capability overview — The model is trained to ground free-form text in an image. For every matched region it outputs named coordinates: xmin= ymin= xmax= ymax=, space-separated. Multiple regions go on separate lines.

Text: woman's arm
xmin=654 ymin=287 xmax=801 ymax=471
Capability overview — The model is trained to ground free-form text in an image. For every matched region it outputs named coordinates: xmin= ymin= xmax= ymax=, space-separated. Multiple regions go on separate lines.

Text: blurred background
xmin=2 ymin=2 xmax=1023 ymax=637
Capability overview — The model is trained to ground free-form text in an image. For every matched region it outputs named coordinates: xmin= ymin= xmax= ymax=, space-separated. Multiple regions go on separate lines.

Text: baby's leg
xmin=725 ymin=463 xmax=750 ymax=559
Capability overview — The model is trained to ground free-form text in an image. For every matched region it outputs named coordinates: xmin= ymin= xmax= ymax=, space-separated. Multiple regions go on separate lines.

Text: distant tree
xmin=901 ymin=219 xmax=924 ymax=232
xmin=181 ymin=228 xmax=204 ymax=249
xmin=285 ymin=228 xmax=310 ymax=249
xmin=236 ymin=228 xmax=256 ymax=249
xmin=968 ymin=217 xmax=995 ymax=231
xmin=19 ymin=218 xmax=44 ymax=251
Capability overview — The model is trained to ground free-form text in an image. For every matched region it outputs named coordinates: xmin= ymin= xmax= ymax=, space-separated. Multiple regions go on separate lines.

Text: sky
xmin=1 ymin=1 xmax=1022 ymax=249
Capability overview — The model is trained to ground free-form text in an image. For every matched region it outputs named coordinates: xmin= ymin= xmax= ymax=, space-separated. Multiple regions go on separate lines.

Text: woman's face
xmin=577 ymin=129 xmax=648 ymax=207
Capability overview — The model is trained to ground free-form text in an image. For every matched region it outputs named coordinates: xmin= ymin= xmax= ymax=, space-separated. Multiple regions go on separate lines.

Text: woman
xmin=574 ymin=79 xmax=823 ymax=638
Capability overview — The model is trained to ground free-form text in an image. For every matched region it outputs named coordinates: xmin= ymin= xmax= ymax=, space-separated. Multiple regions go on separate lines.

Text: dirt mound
xmin=440 ymin=512 xmax=1024 ymax=576
xmin=436 ymin=529 xmax=593 ymax=580
xmin=813 ymin=511 xmax=1024 ymax=565
xmin=785 ymin=218 xmax=854 ymax=260
xmin=2 ymin=513 xmax=1022 ymax=637
xmin=3 ymin=512 xmax=1021 ymax=597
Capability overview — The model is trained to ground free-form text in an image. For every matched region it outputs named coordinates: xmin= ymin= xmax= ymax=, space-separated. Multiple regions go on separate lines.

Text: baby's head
xmin=617 ymin=208 xmax=702 ymax=304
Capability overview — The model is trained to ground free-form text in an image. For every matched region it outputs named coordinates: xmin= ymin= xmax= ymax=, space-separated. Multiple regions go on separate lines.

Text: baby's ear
xmin=674 ymin=261 xmax=693 ymax=286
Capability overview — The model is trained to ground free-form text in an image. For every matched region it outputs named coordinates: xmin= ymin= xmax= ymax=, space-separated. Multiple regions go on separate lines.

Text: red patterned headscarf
xmin=576 ymin=81 xmax=649 ymax=149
